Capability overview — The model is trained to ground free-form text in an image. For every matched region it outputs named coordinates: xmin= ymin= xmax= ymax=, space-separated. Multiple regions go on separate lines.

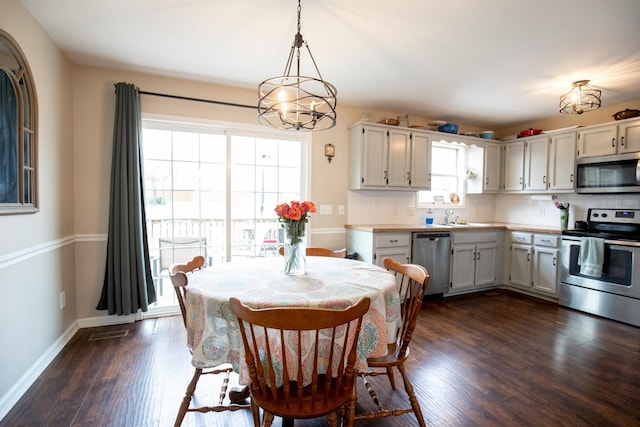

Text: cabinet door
xmin=475 ymin=243 xmax=497 ymax=286
xmin=532 ymin=247 xmax=558 ymax=295
xmin=503 ymin=140 xmax=524 ymax=191
xmin=409 ymin=131 xmax=431 ymax=189
xmin=451 ymin=244 xmax=475 ymax=290
xmin=362 ymin=126 xmax=388 ymax=187
xmin=374 ymin=247 xmax=410 ymax=268
xmin=577 ymin=125 xmax=617 ymax=157
xmin=618 ymin=119 xmax=640 ymax=154
xmin=484 ymin=143 xmax=501 ymax=192
xmin=548 ymin=132 xmax=576 ymax=191
xmin=387 ymin=129 xmax=411 ymax=188
xmin=524 ymin=136 xmax=549 ymax=191
xmin=509 ymin=244 xmax=531 ymax=288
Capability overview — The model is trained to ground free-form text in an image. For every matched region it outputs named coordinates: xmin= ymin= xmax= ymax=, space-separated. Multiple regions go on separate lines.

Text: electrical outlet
xmin=338 ymin=205 xmax=345 ymax=215
xmin=59 ymin=291 xmax=66 ymax=310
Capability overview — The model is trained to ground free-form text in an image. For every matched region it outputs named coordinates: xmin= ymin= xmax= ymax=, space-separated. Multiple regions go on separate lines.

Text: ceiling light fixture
xmin=559 ymin=80 xmax=601 ymax=114
xmin=258 ymin=0 xmax=337 ymax=131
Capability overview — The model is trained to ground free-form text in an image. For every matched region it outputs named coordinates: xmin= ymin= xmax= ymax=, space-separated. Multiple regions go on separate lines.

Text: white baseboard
xmin=0 ymin=320 xmax=80 ymax=421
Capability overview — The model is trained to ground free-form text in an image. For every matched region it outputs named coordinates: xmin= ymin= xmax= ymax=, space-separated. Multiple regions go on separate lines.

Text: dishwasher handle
xmin=413 ymin=233 xmax=451 ymax=240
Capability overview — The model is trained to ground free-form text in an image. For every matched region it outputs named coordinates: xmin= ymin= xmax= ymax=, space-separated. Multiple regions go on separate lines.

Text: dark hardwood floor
xmin=3 ymin=289 xmax=640 ymax=427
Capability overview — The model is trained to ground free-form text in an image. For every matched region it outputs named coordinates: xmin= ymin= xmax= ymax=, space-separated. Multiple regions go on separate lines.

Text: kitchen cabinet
xmin=450 ymin=232 xmax=497 ymax=292
xmin=508 ymin=232 xmax=559 ymax=297
xmin=346 ymin=229 xmax=411 ymax=267
xmin=348 ymin=122 xmax=431 ymax=190
xmin=467 ymin=142 xmax=502 ymax=194
xmin=524 ymin=135 xmax=549 ymax=191
xmin=548 ymin=131 xmax=577 ymax=191
xmin=577 ymin=118 xmax=640 ymax=157
xmin=503 ymin=140 xmax=525 ymax=191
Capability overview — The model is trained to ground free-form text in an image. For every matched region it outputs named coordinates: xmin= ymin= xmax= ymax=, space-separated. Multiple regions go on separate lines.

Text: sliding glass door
xmin=142 ymin=119 xmax=308 ymax=308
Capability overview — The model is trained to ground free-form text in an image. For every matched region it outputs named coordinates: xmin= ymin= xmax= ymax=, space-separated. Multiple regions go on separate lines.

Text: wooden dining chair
xmin=169 ymin=256 xmax=250 ymax=426
xmin=346 ymin=257 xmax=430 ymax=427
xmin=229 ymin=296 xmax=371 ymax=427
xmin=278 ymin=246 xmax=348 ymax=258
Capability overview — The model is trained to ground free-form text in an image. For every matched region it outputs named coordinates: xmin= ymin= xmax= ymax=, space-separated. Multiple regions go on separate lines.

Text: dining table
xmin=184 ymin=256 xmax=401 ymax=385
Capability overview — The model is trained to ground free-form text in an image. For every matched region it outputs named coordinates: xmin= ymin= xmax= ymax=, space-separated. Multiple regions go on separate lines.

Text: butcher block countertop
xmin=345 ymin=223 xmax=563 ymax=234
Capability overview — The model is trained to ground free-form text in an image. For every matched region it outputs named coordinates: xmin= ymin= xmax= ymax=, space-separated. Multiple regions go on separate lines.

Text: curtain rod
xmin=138 ymin=89 xmax=257 ymax=110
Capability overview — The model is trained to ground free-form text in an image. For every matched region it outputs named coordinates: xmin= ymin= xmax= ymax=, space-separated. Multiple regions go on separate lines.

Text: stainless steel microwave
xmin=575 ymin=152 xmax=640 ymax=193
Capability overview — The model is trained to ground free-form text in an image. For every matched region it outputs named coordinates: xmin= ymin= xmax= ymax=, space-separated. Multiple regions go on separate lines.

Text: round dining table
xmin=184 ymin=256 xmax=401 ymax=383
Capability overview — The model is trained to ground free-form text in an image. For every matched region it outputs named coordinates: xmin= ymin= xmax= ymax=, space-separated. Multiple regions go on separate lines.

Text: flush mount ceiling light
xmin=559 ymin=79 xmax=602 ymax=114
xmin=258 ymin=0 xmax=337 ymax=131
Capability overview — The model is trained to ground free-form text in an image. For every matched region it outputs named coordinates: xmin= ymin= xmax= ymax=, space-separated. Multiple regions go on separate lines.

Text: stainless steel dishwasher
xmin=411 ymin=232 xmax=451 ymax=295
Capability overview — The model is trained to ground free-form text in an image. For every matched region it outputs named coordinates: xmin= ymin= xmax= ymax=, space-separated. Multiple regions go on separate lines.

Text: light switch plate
xmin=319 ymin=204 xmax=333 ymax=215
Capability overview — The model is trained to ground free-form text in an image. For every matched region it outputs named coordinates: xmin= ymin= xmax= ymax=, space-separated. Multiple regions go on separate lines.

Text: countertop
xmin=345 ymin=223 xmax=563 ymax=234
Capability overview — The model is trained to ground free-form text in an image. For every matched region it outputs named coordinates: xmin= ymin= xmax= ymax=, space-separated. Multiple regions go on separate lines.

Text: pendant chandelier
xmin=258 ymin=0 xmax=337 ymax=131
xmin=559 ymin=79 xmax=601 ymax=114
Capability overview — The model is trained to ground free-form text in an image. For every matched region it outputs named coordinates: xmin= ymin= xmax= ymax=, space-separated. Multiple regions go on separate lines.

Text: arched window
xmin=0 ymin=29 xmax=38 ymax=214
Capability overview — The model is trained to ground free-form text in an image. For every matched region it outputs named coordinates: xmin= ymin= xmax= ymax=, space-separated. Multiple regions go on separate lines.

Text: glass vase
xmin=283 ymin=221 xmax=306 ymax=275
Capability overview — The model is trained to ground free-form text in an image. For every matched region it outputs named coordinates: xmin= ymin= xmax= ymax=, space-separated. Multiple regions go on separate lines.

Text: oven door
xmin=560 ymin=236 xmax=640 ymax=299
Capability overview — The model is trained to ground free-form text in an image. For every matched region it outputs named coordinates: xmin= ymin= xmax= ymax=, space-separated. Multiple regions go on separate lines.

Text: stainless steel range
xmin=560 ymin=208 xmax=640 ymax=327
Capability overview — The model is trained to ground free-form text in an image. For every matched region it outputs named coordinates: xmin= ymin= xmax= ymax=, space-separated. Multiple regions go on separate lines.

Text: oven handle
xmin=562 ymin=237 xmax=640 ymax=248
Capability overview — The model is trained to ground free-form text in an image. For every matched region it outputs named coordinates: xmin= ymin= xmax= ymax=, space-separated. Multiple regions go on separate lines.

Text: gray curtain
xmin=97 ymin=82 xmax=156 ymax=314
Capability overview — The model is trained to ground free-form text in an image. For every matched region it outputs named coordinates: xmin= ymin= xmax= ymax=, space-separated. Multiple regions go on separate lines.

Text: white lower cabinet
xmin=508 ymin=232 xmax=559 ymax=297
xmin=346 ymin=230 xmax=410 ymax=268
xmin=450 ymin=232 xmax=497 ymax=292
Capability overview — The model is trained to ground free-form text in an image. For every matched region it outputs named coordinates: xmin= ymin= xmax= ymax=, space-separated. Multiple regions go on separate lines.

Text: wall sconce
xmin=324 ymin=143 xmax=335 ymax=163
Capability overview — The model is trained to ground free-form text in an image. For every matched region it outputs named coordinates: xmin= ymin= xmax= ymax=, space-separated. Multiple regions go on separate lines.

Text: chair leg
xmin=174 ymin=368 xmax=203 ymax=427
xmin=263 ymin=411 xmax=275 ymax=427
xmin=250 ymin=398 xmax=261 ymax=427
xmin=327 ymin=411 xmax=338 ymax=427
xmin=386 ymin=366 xmax=396 ymax=390
xmin=397 ymin=363 xmax=426 ymax=427
xmin=344 ymin=380 xmax=358 ymax=427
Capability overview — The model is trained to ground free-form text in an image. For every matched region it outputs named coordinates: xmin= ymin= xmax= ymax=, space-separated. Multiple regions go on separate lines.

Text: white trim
xmin=0 ymin=321 xmax=79 ymax=420
xmin=0 ymin=236 xmax=75 ymax=269
xmin=310 ymin=227 xmax=347 ymax=236
xmin=76 ymin=313 xmax=137 ymax=329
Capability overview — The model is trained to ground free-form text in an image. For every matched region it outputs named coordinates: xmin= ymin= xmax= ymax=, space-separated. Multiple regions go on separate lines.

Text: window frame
xmin=0 ymin=29 xmax=38 ymax=215
xmin=417 ymin=140 xmax=466 ymax=209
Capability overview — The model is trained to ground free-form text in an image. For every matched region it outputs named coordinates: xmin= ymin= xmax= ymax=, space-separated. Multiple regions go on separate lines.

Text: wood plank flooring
xmin=2 ymin=289 xmax=640 ymax=426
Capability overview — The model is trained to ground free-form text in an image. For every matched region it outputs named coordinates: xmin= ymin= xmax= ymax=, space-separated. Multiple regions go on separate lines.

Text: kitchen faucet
xmin=444 ymin=209 xmax=454 ymax=224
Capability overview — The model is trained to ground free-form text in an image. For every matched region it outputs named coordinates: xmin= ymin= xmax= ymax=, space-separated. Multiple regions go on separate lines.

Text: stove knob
xmin=593 ymin=213 xmax=599 ymax=217
xmin=602 ymin=213 xmax=608 ymax=218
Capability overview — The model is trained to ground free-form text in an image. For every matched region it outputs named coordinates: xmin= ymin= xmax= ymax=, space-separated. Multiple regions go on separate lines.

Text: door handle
xmin=476 ymin=251 xmax=480 ymax=260
xmin=527 ymin=253 xmax=530 ymax=261
xmin=621 ymin=136 xmax=625 ymax=147
xmin=553 ymin=257 xmax=557 ymax=266
xmin=570 ymin=173 xmax=574 ymax=183
xmin=611 ymin=137 xmax=616 ymax=147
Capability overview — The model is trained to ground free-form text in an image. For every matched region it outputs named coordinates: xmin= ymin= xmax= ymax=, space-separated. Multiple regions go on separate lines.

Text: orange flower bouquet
xmin=275 ymin=201 xmax=316 ymax=275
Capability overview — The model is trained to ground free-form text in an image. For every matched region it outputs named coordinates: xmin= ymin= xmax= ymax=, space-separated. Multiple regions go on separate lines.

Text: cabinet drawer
xmin=452 ymin=231 xmax=497 ymax=244
xmin=375 ymin=233 xmax=410 ymax=248
xmin=511 ymin=232 xmax=533 ymax=244
xmin=534 ymin=234 xmax=559 ymax=247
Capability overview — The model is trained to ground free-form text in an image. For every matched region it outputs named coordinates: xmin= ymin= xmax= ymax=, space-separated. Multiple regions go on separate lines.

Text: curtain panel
xmin=97 ymin=82 xmax=156 ymax=314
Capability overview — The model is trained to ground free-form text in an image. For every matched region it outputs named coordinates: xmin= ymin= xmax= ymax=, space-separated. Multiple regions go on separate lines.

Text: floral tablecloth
xmin=184 ymin=257 xmax=400 ymax=385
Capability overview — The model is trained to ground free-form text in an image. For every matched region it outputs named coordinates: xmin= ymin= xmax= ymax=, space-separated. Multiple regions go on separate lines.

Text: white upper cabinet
xmin=548 ymin=131 xmax=576 ymax=191
xmin=524 ymin=135 xmax=549 ymax=191
xmin=503 ymin=140 xmax=525 ymax=192
xmin=577 ymin=118 xmax=640 ymax=157
xmin=349 ymin=123 xmax=431 ymax=190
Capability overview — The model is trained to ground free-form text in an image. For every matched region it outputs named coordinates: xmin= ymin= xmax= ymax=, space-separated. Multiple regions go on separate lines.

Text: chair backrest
xmin=169 ymin=255 xmax=205 ymax=328
xmin=278 ymin=246 xmax=348 ymax=258
xmin=383 ymin=257 xmax=430 ymax=358
xmin=159 ymin=237 xmax=207 ymax=272
xmin=229 ymin=296 xmax=371 ymax=420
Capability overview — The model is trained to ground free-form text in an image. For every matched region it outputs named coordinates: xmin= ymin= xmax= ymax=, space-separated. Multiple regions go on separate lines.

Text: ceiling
xmin=20 ymin=0 xmax=640 ymax=128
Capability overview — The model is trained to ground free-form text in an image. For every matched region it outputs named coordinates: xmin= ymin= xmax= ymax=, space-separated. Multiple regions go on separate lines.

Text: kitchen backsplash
xmin=347 ymin=191 xmax=640 ymax=228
